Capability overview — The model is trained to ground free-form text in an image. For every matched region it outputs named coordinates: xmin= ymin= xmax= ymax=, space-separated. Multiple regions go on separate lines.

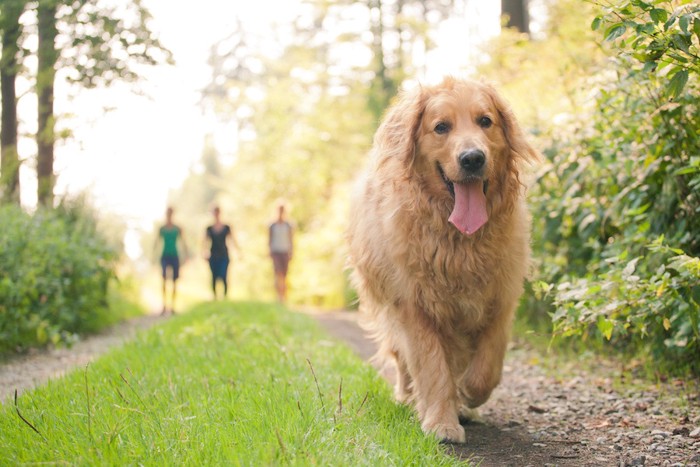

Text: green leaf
xmin=671 ymin=33 xmax=691 ymax=53
xmin=642 ymin=60 xmax=658 ymax=72
xmin=592 ymin=16 xmax=603 ymax=31
xmin=667 ymin=52 xmax=689 ymax=64
xmin=631 ymin=0 xmax=652 ymax=10
xmin=650 ymin=8 xmax=668 ymax=24
xmin=605 ymin=24 xmax=627 ymax=41
xmin=674 ymin=166 xmax=700 ymax=176
xmin=694 ymin=17 xmax=700 ymax=42
xmin=597 ymin=316 xmax=615 ymax=340
xmin=637 ymin=22 xmax=656 ymax=35
xmin=663 ymin=317 xmax=671 ymax=330
xmin=623 ymin=258 xmax=640 ymax=277
xmin=667 ymin=69 xmax=689 ymax=98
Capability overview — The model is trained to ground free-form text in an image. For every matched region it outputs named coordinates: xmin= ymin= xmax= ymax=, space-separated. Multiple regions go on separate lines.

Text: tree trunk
xmin=0 ymin=0 xmax=24 ymax=204
xmin=502 ymin=0 xmax=529 ymax=34
xmin=396 ymin=0 xmax=405 ymax=75
xmin=37 ymin=0 xmax=58 ymax=207
xmin=367 ymin=0 xmax=398 ymax=120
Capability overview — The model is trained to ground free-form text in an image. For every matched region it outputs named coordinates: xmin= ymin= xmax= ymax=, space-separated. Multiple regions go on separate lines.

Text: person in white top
xmin=268 ymin=204 xmax=293 ymax=303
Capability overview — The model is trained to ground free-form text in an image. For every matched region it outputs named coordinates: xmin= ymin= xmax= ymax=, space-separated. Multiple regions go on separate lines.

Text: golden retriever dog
xmin=347 ymin=77 xmax=539 ymax=443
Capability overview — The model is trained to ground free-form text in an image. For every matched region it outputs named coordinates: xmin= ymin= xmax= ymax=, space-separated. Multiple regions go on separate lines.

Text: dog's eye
xmin=478 ymin=116 xmax=493 ymax=129
xmin=434 ymin=122 xmax=451 ymax=134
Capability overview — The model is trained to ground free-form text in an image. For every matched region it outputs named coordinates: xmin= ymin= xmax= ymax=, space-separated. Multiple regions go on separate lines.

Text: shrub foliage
xmin=0 ymin=201 xmax=117 ymax=353
xmin=529 ymin=1 xmax=700 ymax=373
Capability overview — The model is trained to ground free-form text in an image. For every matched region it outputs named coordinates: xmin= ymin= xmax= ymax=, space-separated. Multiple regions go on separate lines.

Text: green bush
xmin=0 ymin=200 xmax=119 ymax=353
xmin=527 ymin=1 xmax=700 ymax=374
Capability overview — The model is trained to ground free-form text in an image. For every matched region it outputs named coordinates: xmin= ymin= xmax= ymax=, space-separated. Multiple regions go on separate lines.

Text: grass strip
xmin=0 ymin=301 xmax=466 ymax=465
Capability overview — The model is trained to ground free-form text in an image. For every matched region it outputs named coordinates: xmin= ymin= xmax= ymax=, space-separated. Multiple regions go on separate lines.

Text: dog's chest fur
xmin=384 ymin=203 xmax=523 ymax=328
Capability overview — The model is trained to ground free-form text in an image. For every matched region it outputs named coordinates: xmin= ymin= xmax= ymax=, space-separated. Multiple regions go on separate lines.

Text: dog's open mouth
xmin=437 ymin=163 xmax=489 ymax=197
xmin=438 ymin=163 xmax=456 ymax=198
xmin=437 ymin=163 xmax=489 ymax=236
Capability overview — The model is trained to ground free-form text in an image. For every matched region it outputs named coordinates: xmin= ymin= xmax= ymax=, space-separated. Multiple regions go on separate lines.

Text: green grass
xmin=0 ymin=301 xmax=466 ymax=465
xmin=93 ymin=279 xmax=147 ymax=328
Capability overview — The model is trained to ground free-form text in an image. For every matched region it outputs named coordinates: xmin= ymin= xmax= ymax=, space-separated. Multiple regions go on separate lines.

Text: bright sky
xmin=19 ymin=0 xmax=499 ymax=258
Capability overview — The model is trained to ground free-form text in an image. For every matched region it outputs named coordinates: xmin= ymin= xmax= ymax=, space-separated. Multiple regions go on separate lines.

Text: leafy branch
xmin=589 ymin=0 xmax=700 ymax=97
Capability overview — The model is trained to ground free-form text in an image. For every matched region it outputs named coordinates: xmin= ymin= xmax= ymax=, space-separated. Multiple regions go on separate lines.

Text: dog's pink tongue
xmin=449 ymin=180 xmax=488 ymax=235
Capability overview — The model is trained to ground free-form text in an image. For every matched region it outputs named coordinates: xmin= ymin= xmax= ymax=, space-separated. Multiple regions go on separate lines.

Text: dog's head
xmin=373 ymin=77 xmax=540 ymax=235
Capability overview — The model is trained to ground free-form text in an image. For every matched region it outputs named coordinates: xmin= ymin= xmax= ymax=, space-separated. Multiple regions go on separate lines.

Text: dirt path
xmin=2 ymin=309 xmax=699 ymax=465
xmin=0 ymin=313 xmax=167 ymax=404
xmin=314 ymin=310 xmax=700 ymax=467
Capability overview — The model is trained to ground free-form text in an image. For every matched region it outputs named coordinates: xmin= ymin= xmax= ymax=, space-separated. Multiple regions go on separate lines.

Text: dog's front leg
xmin=390 ymin=349 xmax=413 ymax=404
xmin=398 ymin=309 xmax=465 ymax=444
xmin=459 ymin=307 xmax=513 ymax=409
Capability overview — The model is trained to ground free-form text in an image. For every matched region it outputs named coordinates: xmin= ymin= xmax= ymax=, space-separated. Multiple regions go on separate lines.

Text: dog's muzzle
xmin=438 ymin=162 xmax=489 ymax=198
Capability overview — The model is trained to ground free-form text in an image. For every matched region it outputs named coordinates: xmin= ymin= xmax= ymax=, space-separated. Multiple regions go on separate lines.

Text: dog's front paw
xmin=422 ymin=421 xmax=466 ymax=444
xmin=394 ymin=386 xmax=411 ymax=404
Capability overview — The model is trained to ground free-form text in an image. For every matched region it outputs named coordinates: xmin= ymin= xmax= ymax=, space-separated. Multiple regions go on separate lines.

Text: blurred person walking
xmin=268 ymin=204 xmax=294 ymax=303
xmin=155 ymin=206 xmax=188 ymax=315
xmin=204 ymin=206 xmax=239 ymax=299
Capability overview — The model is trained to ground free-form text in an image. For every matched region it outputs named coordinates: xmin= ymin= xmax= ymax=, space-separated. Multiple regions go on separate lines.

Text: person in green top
xmin=154 ymin=206 xmax=189 ymax=314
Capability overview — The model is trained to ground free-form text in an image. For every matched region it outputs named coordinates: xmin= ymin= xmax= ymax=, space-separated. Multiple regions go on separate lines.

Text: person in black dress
xmin=204 ymin=206 xmax=239 ymax=299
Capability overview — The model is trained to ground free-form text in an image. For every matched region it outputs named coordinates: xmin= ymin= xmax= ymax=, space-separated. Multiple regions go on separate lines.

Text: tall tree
xmin=368 ymin=0 xmax=394 ymax=117
xmin=502 ymin=0 xmax=529 ymax=34
xmin=0 ymin=0 xmax=25 ymax=204
xmin=36 ymin=0 xmax=58 ymax=206
xmin=34 ymin=0 xmax=171 ymax=206
xmin=365 ymin=0 xmax=456 ymax=119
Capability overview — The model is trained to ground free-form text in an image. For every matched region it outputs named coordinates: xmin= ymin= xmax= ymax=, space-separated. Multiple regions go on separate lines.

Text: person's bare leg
xmin=161 ymin=278 xmax=167 ymax=315
xmin=280 ymin=273 xmax=287 ymax=302
xmin=171 ymin=280 xmax=177 ymax=314
xmin=275 ymin=274 xmax=282 ymax=301
xmin=274 ymin=273 xmax=283 ymax=302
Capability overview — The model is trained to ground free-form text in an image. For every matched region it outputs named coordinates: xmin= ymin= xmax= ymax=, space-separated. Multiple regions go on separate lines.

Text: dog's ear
xmin=485 ymin=84 xmax=541 ymax=165
xmin=373 ymin=85 xmax=426 ymax=168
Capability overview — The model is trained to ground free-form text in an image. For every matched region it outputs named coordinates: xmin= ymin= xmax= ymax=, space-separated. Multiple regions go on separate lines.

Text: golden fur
xmin=347 ymin=77 xmax=539 ymax=443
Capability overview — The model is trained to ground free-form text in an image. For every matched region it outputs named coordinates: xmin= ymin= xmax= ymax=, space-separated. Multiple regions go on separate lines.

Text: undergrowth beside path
xmin=0 ymin=301 xmax=464 ymax=465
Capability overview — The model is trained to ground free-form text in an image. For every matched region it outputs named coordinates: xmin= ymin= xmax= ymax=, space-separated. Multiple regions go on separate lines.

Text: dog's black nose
xmin=459 ymin=149 xmax=485 ymax=173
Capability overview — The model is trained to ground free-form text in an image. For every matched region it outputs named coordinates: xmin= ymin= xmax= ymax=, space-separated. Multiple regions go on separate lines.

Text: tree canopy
xmin=0 ymin=0 xmax=171 ymax=206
